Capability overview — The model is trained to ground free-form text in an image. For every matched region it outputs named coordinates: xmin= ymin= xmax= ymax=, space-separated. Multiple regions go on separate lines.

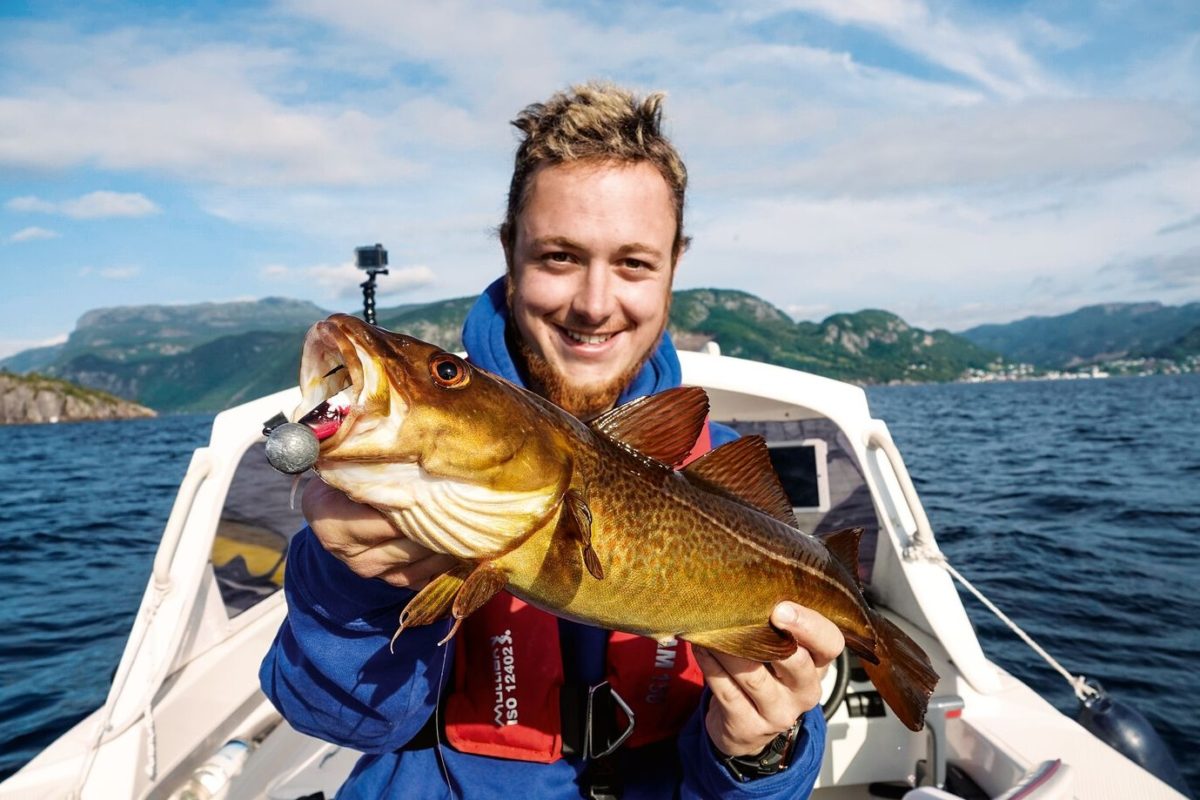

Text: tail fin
xmin=858 ymin=612 xmax=939 ymax=731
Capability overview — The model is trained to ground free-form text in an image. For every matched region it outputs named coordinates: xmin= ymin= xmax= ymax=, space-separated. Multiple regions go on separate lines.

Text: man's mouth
xmin=561 ymin=327 xmax=616 ymax=346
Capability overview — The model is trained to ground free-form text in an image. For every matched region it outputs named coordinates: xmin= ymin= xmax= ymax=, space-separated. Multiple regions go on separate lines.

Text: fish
xmin=289 ymin=313 xmax=939 ymax=731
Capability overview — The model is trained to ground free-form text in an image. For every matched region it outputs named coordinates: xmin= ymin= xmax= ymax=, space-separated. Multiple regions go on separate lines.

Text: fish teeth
xmin=327 ymin=387 xmax=354 ymax=411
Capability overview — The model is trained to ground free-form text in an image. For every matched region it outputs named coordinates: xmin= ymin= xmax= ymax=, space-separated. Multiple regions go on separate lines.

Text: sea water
xmin=0 ymin=375 xmax=1196 ymax=789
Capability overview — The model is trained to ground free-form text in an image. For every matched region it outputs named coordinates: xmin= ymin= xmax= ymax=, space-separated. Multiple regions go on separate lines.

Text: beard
xmin=511 ymin=329 xmax=651 ymax=421
xmin=505 ymin=275 xmax=673 ymax=420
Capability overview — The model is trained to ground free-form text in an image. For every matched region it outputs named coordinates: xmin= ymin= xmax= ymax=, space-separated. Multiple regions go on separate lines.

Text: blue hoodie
xmin=260 ymin=278 xmax=825 ymax=799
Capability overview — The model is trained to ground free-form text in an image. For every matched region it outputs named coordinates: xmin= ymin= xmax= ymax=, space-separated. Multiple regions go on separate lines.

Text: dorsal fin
xmin=682 ymin=436 xmax=798 ymax=527
xmin=818 ymin=527 xmax=864 ymax=588
xmin=590 ymin=386 xmax=709 ymax=467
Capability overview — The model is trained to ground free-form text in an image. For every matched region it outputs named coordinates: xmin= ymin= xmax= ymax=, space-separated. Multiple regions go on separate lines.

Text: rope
xmin=71 ymin=584 xmax=166 ymax=796
xmin=143 ymin=697 xmax=158 ymax=780
xmin=915 ymin=548 xmax=1098 ymax=702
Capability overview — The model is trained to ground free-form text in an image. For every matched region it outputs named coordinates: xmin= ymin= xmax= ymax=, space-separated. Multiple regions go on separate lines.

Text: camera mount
xmin=354 ymin=243 xmax=389 ymax=325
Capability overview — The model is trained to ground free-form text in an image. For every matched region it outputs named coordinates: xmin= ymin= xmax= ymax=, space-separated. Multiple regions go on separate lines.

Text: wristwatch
xmin=714 ymin=715 xmax=804 ymax=782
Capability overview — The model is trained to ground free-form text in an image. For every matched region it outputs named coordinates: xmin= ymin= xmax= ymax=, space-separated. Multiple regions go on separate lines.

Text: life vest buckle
xmin=585 ymin=681 xmax=636 ymax=760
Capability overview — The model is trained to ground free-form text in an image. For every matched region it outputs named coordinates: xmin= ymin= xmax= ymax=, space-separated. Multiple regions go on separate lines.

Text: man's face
xmin=507 ymin=160 xmax=677 ymax=419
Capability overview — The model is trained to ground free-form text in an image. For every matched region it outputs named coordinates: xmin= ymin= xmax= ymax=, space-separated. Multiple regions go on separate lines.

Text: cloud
xmin=756 ymin=99 xmax=1195 ymax=196
xmin=5 ymin=196 xmax=56 ymax=213
xmin=784 ymin=302 xmax=834 ymax=322
xmin=7 ymin=226 xmax=59 ymax=243
xmin=64 ymin=191 xmax=160 ymax=219
xmin=682 ymin=153 xmax=1200 ymax=328
xmin=0 ymin=332 xmax=67 ymax=361
xmin=762 ymin=0 xmax=1060 ymax=99
xmin=1101 ymin=247 xmax=1200 ymax=293
xmin=0 ymin=22 xmax=419 ymax=187
xmin=0 ymin=1 xmax=1195 ymax=340
xmin=99 ymin=266 xmax=140 ymax=280
xmin=264 ymin=261 xmax=436 ymax=300
xmin=75 ymin=265 xmax=141 ymax=280
xmin=1157 ymin=213 xmax=1200 ymax=236
xmin=6 ymin=191 xmax=160 ymax=219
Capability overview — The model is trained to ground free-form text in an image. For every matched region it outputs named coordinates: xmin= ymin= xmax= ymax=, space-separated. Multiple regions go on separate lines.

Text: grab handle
xmin=865 ymin=424 xmax=935 ymax=552
xmin=152 ymin=448 xmax=213 ymax=590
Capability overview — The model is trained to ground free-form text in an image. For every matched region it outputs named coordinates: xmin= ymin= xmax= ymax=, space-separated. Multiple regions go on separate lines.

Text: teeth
xmin=565 ymin=330 xmax=612 ymax=345
xmin=327 ymin=387 xmax=354 ymax=412
xmin=294 ymin=359 xmax=354 ymax=423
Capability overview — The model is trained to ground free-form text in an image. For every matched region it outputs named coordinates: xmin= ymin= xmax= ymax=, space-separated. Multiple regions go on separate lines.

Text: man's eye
xmin=623 ymin=258 xmax=651 ymax=270
xmin=546 ymin=252 xmax=573 ymax=263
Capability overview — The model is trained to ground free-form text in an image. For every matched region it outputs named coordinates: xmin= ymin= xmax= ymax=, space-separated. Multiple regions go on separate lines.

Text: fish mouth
xmin=291 ymin=318 xmax=378 ymax=451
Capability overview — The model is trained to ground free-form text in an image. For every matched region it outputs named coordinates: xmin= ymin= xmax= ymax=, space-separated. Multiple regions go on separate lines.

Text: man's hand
xmin=302 ymin=480 xmax=458 ymax=589
xmin=694 ymin=602 xmax=845 ymax=758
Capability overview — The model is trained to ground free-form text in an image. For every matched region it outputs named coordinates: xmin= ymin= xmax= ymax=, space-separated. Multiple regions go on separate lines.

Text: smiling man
xmin=261 ymin=83 xmax=842 ymax=800
xmin=505 ymin=160 xmax=677 ymax=420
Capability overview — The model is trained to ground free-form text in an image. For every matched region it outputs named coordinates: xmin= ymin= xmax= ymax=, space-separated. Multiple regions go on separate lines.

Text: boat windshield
xmin=729 ymin=418 xmax=880 ymax=584
xmin=212 ymin=443 xmax=310 ymax=617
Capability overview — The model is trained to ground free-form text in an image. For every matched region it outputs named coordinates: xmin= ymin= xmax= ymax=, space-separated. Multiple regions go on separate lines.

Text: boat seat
xmin=902 ymin=759 xmax=1072 ymax=800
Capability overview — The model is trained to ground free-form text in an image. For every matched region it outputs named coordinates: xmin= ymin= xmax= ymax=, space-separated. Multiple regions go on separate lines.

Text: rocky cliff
xmin=0 ymin=371 xmax=156 ymax=425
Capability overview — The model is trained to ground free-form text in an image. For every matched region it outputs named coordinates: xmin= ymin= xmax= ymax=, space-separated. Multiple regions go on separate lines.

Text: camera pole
xmin=354 ymin=243 xmax=389 ymax=325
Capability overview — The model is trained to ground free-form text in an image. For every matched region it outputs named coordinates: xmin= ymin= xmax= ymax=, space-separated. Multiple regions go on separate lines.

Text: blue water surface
xmin=0 ymin=375 xmax=1196 ymax=789
xmin=866 ymin=374 xmax=1199 ymax=789
xmin=0 ymin=413 xmax=213 ymax=779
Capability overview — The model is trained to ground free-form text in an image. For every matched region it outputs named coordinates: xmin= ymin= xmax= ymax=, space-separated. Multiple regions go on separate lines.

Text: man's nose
xmin=571 ymin=266 xmax=615 ymax=323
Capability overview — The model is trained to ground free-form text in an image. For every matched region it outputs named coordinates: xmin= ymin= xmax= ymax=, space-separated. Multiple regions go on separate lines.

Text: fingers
xmin=772 ymin=602 xmax=846 ymax=668
xmin=301 ymin=480 xmax=452 ymax=587
xmin=696 ymin=647 xmax=800 ymax=737
xmin=375 ymin=552 xmax=461 ymax=589
xmin=694 ymin=647 xmax=769 ymax=753
xmin=302 ymin=481 xmax=396 ymax=546
xmin=698 ymin=605 xmax=846 ymax=756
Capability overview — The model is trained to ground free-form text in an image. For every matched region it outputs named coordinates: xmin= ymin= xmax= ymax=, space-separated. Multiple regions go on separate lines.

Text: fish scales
xmin=499 ymin=427 xmax=874 ymax=646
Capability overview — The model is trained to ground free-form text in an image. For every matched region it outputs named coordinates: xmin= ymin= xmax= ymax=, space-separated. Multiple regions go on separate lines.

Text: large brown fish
xmin=289 ymin=314 xmax=938 ymax=730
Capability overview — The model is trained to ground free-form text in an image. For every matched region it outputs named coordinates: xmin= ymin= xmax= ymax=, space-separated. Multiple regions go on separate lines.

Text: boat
xmin=1 ymin=344 xmax=1191 ymax=799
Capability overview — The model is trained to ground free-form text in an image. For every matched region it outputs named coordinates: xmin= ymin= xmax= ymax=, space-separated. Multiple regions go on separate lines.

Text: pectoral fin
xmin=684 ymin=623 xmax=798 ymax=662
xmin=441 ymin=562 xmax=510 ymax=645
xmin=393 ymin=564 xmax=472 ymax=650
xmin=560 ymin=488 xmax=604 ymax=580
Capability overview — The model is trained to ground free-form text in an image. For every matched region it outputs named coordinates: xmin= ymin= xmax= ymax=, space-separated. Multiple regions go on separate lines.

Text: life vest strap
xmin=560 ymin=681 xmax=636 ymax=760
xmin=405 ymin=678 xmax=637 ymax=761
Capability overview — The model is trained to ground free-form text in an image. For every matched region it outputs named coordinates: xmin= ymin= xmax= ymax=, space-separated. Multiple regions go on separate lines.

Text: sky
xmin=2 ymin=0 xmax=1198 ymax=359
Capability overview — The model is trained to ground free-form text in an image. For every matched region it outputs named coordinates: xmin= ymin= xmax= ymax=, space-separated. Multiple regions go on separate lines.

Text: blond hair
xmin=500 ymin=82 xmax=689 ymax=263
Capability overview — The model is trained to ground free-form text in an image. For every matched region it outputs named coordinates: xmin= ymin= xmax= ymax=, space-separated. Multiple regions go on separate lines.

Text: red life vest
xmin=443 ymin=421 xmax=714 ymax=763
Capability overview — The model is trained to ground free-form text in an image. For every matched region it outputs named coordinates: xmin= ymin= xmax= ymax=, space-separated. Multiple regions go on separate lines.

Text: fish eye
xmin=429 ymin=354 xmax=470 ymax=388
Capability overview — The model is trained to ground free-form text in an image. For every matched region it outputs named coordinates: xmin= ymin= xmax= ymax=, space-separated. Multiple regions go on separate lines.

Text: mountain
xmin=0 ymin=297 xmax=331 ymax=375
xmin=0 ymin=291 xmax=1004 ymax=413
xmin=959 ymin=302 xmax=1200 ymax=368
xmin=669 ymin=289 xmax=998 ymax=382
xmin=0 ymin=294 xmax=476 ymax=413
xmin=1 ymin=371 xmax=155 ymax=425
xmin=57 ymin=331 xmax=304 ymax=413
xmin=1151 ymin=323 xmax=1200 ymax=361
xmin=376 ymin=296 xmax=476 ymax=352
xmin=0 ymin=343 xmax=65 ymax=374
xmin=0 ymin=297 xmax=335 ymax=412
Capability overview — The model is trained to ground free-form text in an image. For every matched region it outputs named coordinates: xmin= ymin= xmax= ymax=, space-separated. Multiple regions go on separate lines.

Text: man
xmin=261 ymin=83 xmax=844 ymax=799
